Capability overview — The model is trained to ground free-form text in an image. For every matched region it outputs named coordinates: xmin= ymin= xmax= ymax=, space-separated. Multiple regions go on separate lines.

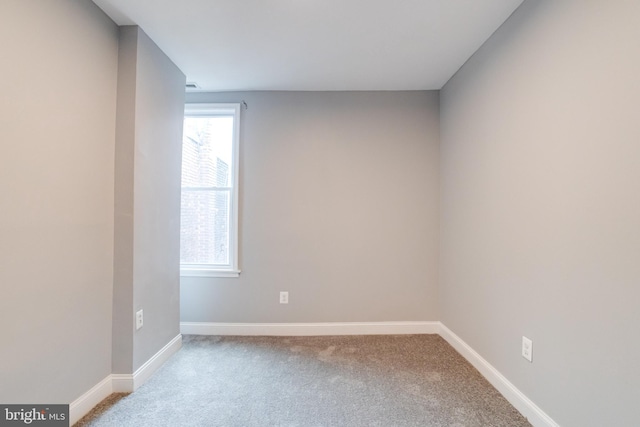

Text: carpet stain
xmin=318 ymin=345 xmax=336 ymax=361
xmin=425 ymin=371 xmax=442 ymax=382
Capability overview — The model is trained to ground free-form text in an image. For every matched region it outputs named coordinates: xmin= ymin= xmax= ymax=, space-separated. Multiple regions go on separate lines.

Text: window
xmin=180 ymin=103 xmax=240 ymax=277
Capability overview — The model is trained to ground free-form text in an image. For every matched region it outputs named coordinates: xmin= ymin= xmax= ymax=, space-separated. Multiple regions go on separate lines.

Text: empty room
xmin=1 ymin=1 xmax=638 ymax=426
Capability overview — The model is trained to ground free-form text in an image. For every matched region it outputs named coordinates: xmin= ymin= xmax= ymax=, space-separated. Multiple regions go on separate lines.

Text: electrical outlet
xmin=522 ymin=336 xmax=532 ymax=362
xmin=136 ymin=309 xmax=144 ymax=330
xmin=279 ymin=291 xmax=289 ymax=304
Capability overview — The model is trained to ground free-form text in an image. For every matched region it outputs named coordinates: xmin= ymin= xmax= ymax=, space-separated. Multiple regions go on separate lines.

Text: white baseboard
xmin=111 ymin=373 xmax=134 ymax=393
xmin=438 ymin=323 xmax=559 ymax=427
xmin=70 ymin=334 xmax=182 ymax=425
xmin=112 ymin=334 xmax=182 ymax=393
xmin=180 ymin=321 xmax=439 ymax=336
xmin=131 ymin=334 xmax=182 ymax=391
xmin=72 ymin=325 xmax=560 ymax=427
xmin=69 ymin=375 xmax=112 ymax=426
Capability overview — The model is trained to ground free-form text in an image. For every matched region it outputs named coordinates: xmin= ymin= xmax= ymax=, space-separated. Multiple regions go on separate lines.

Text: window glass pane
xmin=182 ymin=116 xmax=233 ymax=187
xmin=180 ymin=189 xmax=230 ymax=265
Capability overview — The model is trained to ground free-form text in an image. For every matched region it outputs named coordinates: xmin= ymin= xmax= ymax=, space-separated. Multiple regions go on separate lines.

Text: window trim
xmin=180 ymin=103 xmax=241 ymax=278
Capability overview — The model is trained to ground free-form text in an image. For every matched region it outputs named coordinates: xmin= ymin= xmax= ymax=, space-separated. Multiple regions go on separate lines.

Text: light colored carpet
xmin=75 ymin=335 xmax=531 ymax=426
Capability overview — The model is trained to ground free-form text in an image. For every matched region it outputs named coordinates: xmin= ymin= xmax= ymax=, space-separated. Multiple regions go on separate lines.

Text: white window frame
xmin=180 ymin=103 xmax=241 ymax=278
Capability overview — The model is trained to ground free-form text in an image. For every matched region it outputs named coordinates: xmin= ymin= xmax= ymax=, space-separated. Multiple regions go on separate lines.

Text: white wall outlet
xmin=279 ymin=291 xmax=289 ymax=304
xmin=522 ymin=336 xmax=533 ymax=362
xmin=136 ymin=309 xmax=144 ymax=330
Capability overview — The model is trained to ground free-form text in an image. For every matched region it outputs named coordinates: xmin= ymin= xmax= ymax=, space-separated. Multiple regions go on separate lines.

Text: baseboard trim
xmin=111 ymin=373 xmax=134 ymax=393
xmin=131 ymin=334 xmax=182 ymax=391
xmin=71 ymin=335 xmax=182 ymax=424
xmin=438 ymin=323 xmax=559 ymax=427
xmin=180 ymin=321 xmax=439 ymax=336
xmin=112 ymin=334 xmax=182 ymax=393
xmin=72 ymin=325 xmax=560 ymax=427
xmin=69 ymin=375 xmax=112 ymax=426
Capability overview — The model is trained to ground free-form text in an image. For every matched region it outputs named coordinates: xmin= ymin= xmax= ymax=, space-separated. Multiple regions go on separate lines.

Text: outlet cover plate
xmin=522 ymin=336 xmax=532 ymax=362
xmin=136 ymin=309 xmax=144 ymax=330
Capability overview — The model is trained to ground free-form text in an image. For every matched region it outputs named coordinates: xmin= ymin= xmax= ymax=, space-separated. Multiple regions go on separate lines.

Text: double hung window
xmin=180 ymin=104 xmax=240 ymax=277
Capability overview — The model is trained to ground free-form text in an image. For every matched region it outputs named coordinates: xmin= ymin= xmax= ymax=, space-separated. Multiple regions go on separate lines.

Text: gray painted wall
xmin=112 ymin=25 xmax=138 ymax=375
xmin=131 ymin=28 xmax=185 ymax=371
xmin=5 ymin=3 xmax=636 ymax=424
xmin=0 ymin=0 xmax=118 ymax=403
xmin=182 ymin=91 xmax=440 ymax=323
xmin=440 ymin=2 xmax=640 ymax=426
xmin=113 ymin=27 xmax=185 ymax=373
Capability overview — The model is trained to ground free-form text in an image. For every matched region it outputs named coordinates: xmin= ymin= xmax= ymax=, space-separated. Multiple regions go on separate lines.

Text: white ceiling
xmin=92 ymin=0 xmax=524 ymax=92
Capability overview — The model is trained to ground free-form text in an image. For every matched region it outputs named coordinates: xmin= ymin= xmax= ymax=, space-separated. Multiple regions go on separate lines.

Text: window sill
xmin=180 ymin=268 xmax=241 ymax=278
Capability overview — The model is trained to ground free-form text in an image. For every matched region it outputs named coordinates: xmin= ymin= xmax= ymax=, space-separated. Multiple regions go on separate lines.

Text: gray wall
xmin=0 ymin=0 xmax=118 ymax=403
xmin=440 ymin=1 xmax=640 ymax=426
xmin=113 ymin=27 xmax=185 ymax=373
xmin=131 ymin=27 xmax=185 ymax=371
xmin=113 ymin=25 xmax=138 ymax=375
xmin=182 ymin=91 xmax=440 ymax=323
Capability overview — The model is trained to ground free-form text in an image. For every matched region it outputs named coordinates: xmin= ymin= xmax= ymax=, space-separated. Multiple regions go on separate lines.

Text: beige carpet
xmin=75 ymin=334 xmax=531 ymax=426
